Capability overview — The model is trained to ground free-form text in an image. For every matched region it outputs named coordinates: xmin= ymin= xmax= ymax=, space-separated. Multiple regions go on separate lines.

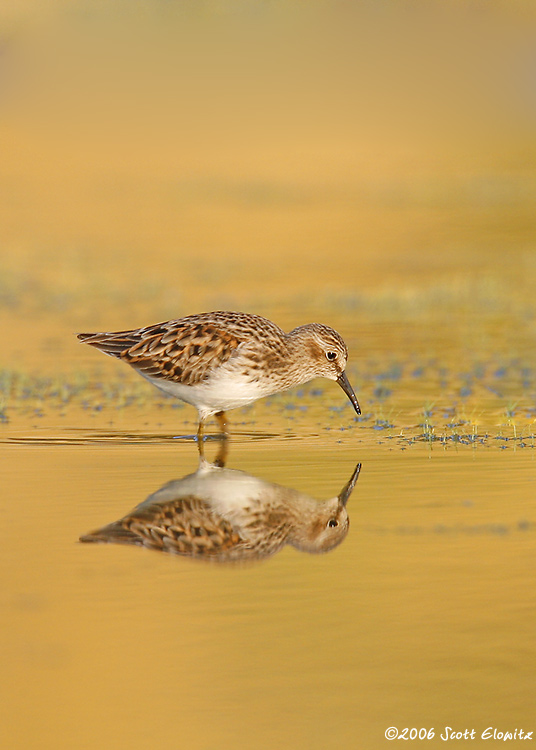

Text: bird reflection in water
xmin=80 ymin=445 xmax=361 ymax=563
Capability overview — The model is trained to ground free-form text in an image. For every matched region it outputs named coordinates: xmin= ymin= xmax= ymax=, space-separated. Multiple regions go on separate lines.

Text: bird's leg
xmin=196 ymin=419 xmax=206 ymax=459
xmin=215 ymin=410 xmax=228 ymax=439
xmin=211 ymin=411 xmax=229 ymax=467
xmin=213 ymin=438 xmax=228 ymax=468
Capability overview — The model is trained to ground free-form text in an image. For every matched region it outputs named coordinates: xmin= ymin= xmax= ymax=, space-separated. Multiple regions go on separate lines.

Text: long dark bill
xmin=337 ymin=371 xmax=361 ymax=415
xmin=338 ymin=462 xmax=362 ymax=507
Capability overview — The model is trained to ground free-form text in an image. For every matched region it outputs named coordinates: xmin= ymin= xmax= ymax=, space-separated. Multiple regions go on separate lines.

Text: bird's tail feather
xmin=77 ymin=331 xmax=139 ymax=357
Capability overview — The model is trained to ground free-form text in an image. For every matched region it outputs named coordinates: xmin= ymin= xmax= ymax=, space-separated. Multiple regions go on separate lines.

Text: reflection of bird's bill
xmin=338 ymin=462 xmax=362 ymax=507
xmin=337 ymin=371 xmax=361 ymax=415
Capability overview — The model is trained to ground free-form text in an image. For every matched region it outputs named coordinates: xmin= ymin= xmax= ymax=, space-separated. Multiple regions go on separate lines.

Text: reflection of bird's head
xmin=289 ymin=496 xmax=349 ymax=554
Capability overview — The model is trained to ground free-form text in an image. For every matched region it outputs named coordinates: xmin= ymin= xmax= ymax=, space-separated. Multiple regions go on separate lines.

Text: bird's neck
xmin=282 ymin=328 xmax=322 ymax=383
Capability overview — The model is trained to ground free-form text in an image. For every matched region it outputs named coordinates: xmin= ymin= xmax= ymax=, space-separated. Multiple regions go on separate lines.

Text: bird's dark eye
xmin=327 ymin=518 xmax=338 ymax=528
xmin=326 ymin=351 xmax=337 ymax=361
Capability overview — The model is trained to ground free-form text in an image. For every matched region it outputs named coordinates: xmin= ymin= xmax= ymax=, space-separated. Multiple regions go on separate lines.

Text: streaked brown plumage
xmin=77 ymin=310 xmax=360 ymax=439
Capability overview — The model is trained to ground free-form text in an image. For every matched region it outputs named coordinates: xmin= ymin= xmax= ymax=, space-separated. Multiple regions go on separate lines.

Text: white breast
xmin=140 ymin=368 xmax=275 ymax=419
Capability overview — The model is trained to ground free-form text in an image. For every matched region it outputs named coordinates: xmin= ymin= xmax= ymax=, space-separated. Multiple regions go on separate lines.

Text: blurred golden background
xmin=1 ymin=0 xmax=535 ymax=337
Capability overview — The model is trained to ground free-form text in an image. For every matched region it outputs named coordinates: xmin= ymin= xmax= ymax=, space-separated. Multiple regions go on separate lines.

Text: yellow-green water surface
xmin=1 ymin=437 xmax=535 ymax=749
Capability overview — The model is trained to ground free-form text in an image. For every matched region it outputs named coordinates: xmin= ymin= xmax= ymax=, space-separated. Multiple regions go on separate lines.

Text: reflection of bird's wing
xmin=77 ymin=311 xmax=287 ymax=386
xmin=80 ymin=495 xmax=249 ymax=558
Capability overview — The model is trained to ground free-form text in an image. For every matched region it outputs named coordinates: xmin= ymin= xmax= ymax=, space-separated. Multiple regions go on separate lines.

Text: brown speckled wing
xmin=80 ymin=496 xmax=245 ymax=558
xmin=79 ymin=318 xmax=242 ymax=386
xmin=78 ymin=311 xmax=289 ymax=386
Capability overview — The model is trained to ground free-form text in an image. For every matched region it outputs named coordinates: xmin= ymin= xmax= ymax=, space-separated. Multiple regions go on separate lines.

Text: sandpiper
xmin=77 ymin=310 xmax=360 ymax=439
xmin=80 ymin=456 xmax=361 ymax=561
